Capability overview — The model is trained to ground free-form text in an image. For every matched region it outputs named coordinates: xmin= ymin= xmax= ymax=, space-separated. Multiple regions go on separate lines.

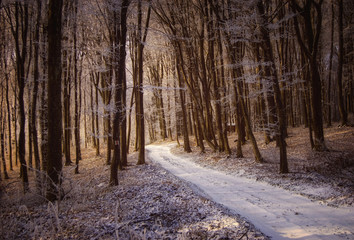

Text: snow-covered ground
xmin=1 ymin=127 xmax=353 ymax=239
xmin=147 ymin=143 xmax=354 ymax=240
xmin=0 ymin=148 xmax=268 ymax=239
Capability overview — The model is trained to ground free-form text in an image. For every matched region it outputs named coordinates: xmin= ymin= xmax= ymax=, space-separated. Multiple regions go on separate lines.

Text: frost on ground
xmin=0 ymin=149 xmax=267 ymax=239
xmin=147 ymin=144 xmax=354 ymax=240
xmin=171 ymin=126 xmax=354 ymax=207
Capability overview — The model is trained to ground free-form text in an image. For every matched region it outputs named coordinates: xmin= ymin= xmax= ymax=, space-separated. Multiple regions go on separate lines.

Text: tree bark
xmin=257 ymin=0 xmax=288 ymax=173
xmin=327 ymin=0 xmax=334 ymax=127
xmin=291 ymin=0 xmax=326 ymax=151
xmin=32 ymin=0 xmax=42 ymax=185
xmin=136 ymin=0 xmax=151 ymax=165
xmin=73 ymin=0 xmax=81 ymax=174
xmin=336 ymin=0 xmax=347 ymax=126
xmin=110 ymin=0 xmax=129 ymax=185
xmin=47 ymin=0 xmax=63 ymax=201
xmin=6 ymin=2 xmax=30 ymax=191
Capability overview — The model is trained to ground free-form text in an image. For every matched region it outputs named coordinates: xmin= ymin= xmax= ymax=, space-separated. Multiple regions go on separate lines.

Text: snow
xmin=0 ymin=148 xmax=268 ymax=239
xmin=147 ymin=143 xmax=354 ymax=240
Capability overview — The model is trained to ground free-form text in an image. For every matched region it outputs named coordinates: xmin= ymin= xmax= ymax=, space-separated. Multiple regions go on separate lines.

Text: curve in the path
xmin=146 ymin=143 xmax=354 ymax=240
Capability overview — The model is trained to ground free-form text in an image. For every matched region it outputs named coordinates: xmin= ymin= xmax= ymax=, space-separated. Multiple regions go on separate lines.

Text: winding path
xmin=146 ymin=143 xmax=354 ymax=240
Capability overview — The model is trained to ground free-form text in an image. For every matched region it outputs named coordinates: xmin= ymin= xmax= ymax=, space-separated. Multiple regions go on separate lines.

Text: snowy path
xmin=146 ymin=143 xmax=354 ymax=240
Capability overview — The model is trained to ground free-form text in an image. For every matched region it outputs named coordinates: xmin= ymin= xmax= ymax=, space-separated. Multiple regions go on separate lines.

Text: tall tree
xmin=256 ymin=0 xmax=288 ymax=173
xmin=5 ymin=1 xmax=30 ymax=191
xmin=110 ymin=0 xmax=130 ymax=185
xmin=0 ymin=87 xmax=9 ymax=179
xmin=136 ymin=0 xmax=151 ymax=165
xmin=32 ymin=0 xmax=42 ymax=183
xmin=73 ymin=0 xmax=82 ymax=174
xmin=46 ymin=0 xmax=63 ymax=201
xmin=291 ymin=0 xmax=326 ymax=151
xmin=336 ymin=0 xmax=347 ymax=126
xmin=327 ymin=0 xmax=335 ymax=127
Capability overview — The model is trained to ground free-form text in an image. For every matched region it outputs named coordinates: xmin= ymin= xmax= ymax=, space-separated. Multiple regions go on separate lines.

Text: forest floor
xmin=0 ymin=147 xmax=267 ymax=239
xmin=0 ymin=125 xmax=353 ymax=239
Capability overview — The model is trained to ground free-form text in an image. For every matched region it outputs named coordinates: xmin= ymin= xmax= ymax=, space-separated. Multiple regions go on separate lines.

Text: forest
xmin=0 ymin=0 xmax=353 ymax=239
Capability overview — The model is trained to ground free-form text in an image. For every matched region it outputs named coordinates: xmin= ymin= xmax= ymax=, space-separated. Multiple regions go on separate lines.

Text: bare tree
xmin=110 ymin=0 xmax=130 ymax=185
xmin=46 ymin=0 xmax=63 ymax=201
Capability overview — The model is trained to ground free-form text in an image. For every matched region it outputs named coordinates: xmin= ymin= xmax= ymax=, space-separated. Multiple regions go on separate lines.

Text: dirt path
xmin=147 ymin=143 xmax=354 ymax=240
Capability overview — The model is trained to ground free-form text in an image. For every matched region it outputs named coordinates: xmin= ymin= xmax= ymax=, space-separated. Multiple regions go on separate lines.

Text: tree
xmin=46 ymin=0 xmax=63 ymax=201
xmin=31 ymin=0 xmax=42 ymax=184
xmin=0 ymin=87 xmax=9 ymax=179
xmin=136 ymin=0 xmax=151 ymax=165
xmin=110 ymin=0 xmax=130 ymax=185
xmin=5 ymin=1 xmax=30 ymax=191
xmin=256 ymin=0 xmax=288 ymax=173
xmin=291 ymin=0 xmax=326 ymax=151
xmin=73 ymin=0 xmax=82 ymax=174
xmin=336 ymin=0 xmax=347 ymax=126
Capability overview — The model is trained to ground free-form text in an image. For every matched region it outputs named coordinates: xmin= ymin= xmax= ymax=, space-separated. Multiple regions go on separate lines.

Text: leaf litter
xmin=0 ymin=148 xmax=267 ymax=239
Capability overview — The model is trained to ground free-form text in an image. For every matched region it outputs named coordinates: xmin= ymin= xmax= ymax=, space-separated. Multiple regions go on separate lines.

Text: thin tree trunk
xmin=74 ymin=0 xmax=81 ymax=174
xmin=175 ymin=55 xmax=192 ymax=153
xmin=63 ymin=51 xmax=72 ymax=166
xmin=95 ymin=84 xmax=100 ymax=156
xmin=111 ymin=0 xmax=129 ymax=185
xmin=84 ymin=90 xmax=88 ymax=148
xmin=0 ymin=93 xmax=9 ymax=179
xmin=32 ymin=0 xmax=42 ymax=186
xmin=40 ymin=26 xmax=48 ymax=175
xmin=126 ymin=86 xmax=135 ymax=154
xmin=136 ymin=0 xmax=151 ymax=165
xmin=337 ymin=0 xmax=347 ymax=126
xmin=1 ymin=117 xmax=9 ymax=179
xmin=28 ymin=86 xmax=33 ymax=170
xmin=90 ymin=81 xmax=96 ymax=147
xmin=327 ymin=0 xmax=334 ymax=127
xmin=4 ymin=54 xmax=13 ymax=171
xmin=120 ymin=70 xmax=127 ymax=167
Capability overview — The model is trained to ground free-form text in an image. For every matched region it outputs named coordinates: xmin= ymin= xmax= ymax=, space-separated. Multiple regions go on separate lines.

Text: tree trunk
xmin=291 ymin=0 xmax=326 ymax=151
xmin=257 ymin=0 xmax=288 ymax=173
xmin=337 ymin=0 xmax=347 ymax=126
xmin=120 ymin=70 xmax=128 ymax=167
xmin=27 ymin=87 xmax=33 ymax=170
xmin=40 ymin=24 xmax=48 ymax=175
xmin=0 ymin=93 xmax=9 ymax=179
xmin=327 ymin=0 xmax=334 ymax=127
xmin=63 ymin=53 xmax=72 ymax=166
xmin=32 ymin=0 xmax=42 ymax=186
xmin=90 ymin=81 xmax=96 ymax=147
xmin=95 ymin=84 xmax=100 ymax=156
xmin=136 ymin=0 xmax=151 ymax=165
xmin=4 ymin=51 xmax=13 ymax=171
xmin=110 ymin=0 xmax=129 ymax=185
xmin=74 ymin=0 xmax=81 ymax=174
xmin=12 ymin=2 xmax=29 ymax=191
xmin=47 ymin=0 xmax=63 ymax=201
xmin=175 ymin=55 xmax=192 ymax=153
